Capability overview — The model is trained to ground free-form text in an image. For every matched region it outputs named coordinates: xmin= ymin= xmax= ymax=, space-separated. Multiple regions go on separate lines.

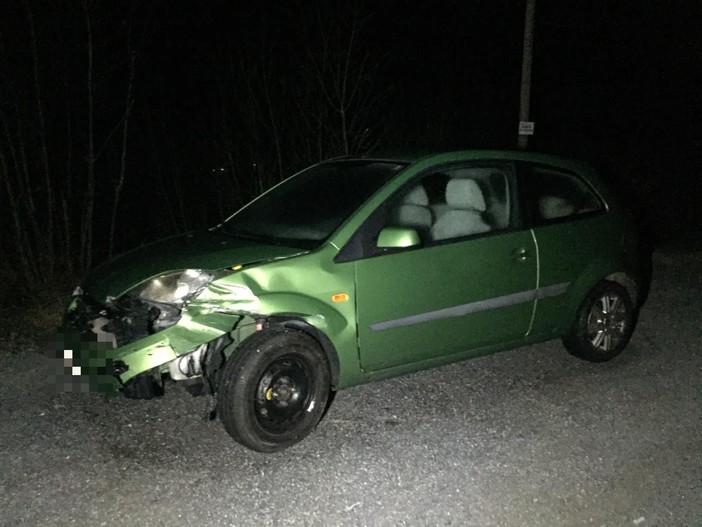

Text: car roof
xmin=334 ymin=149 xmax=594 ymax=172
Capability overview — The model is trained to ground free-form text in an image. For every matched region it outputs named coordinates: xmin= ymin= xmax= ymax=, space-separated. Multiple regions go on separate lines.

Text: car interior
xmin=390 ymin=167 xmax=511 ymax=243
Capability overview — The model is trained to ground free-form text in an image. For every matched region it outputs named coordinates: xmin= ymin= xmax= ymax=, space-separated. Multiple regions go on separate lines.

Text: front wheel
xmin=218 ymin=328 xmax=331 ymax=452
xmin=563 ymin=281 xmax=635 ymax=362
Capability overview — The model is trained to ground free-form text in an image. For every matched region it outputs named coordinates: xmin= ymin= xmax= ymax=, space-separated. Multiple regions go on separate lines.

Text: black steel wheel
xmin=563 ymin=280 xmax=635 ymax=362
xmin=218 ymin=328 xmax=330 ymax=452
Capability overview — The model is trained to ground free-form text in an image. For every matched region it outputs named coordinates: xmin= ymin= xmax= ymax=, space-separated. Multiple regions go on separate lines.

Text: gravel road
xmin=1 ymin=249 xmax=701 ymax=527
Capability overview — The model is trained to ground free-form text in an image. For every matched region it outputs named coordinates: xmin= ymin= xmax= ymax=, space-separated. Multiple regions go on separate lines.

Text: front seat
xmin=430 ymin=179 xmax=491 ymax=241
xmin=391 ymin=184 xmax=432 ymax=233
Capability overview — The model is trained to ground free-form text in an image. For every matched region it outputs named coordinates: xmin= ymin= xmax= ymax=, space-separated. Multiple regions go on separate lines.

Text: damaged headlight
xmin=136 ymin=269 xmax=213 ymax=305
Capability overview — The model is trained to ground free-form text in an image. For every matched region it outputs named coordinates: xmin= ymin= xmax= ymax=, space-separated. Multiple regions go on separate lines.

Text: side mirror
xmin=377 ymin=227 xmax=421 ymax=249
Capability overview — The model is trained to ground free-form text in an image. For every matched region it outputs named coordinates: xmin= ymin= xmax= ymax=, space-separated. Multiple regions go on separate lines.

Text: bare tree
xmin=298 ymin=1 xmax=382 ymax=156
xmin=24 ymin=0 xmax=55 ymax=270
xmin=108 ymin=2 xmax=148 ymax=258
xmin=79 ymin=0 xmax=96 ymax=272
xmin=0 ymin=1 xmax=156 ymax=289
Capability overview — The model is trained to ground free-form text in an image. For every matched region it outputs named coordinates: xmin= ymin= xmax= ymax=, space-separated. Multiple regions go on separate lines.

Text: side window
xmin=387 ymin=163 xmax=514 ymax=244
xmin=527 ymin=165 xmax=603 ymax=223
xmin=335 ymin=162 xmax=516 ymax=262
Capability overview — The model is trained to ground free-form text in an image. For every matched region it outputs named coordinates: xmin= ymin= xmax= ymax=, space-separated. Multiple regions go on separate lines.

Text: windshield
xmin=221 ymin=160 xmax=406 ymax=248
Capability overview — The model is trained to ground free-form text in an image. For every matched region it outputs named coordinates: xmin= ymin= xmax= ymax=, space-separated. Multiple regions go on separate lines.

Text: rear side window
xmin=526 ymin=165 xmax=604 ymax=224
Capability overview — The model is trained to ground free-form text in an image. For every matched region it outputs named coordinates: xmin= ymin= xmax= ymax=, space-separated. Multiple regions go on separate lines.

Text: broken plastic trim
xmin=168 ymin=343 xmax=207 ymax=381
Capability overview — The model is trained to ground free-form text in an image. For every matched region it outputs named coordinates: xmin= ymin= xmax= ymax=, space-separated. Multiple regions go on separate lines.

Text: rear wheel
xmin=563 ymin=281 xmax=634 ymax=362
xmin=218 ymin=328 xmax=330 ymax=452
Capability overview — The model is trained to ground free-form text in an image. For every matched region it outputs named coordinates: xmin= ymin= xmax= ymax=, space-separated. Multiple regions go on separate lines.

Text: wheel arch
xmin=565 ymin=257 xmax=640 ymax=327
xmin=603 ymin=271 xmax=640 ymax=307
xmin=266 ymin=316 xmax=341 ymax=390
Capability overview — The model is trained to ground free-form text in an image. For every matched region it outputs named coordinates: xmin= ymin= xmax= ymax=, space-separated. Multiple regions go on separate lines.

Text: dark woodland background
xmin=1 ymin=1 xmax=700 ymax=313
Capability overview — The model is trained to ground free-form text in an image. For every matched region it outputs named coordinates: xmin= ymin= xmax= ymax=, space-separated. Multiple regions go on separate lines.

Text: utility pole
xmin=518 ymin=0 xmax=536 ymax=150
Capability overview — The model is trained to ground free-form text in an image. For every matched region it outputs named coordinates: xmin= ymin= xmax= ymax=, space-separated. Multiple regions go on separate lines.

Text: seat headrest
xmin=402 ymin=185 xmax=429 ymax=206
xmin=393 ymin=204 xmax=432 ymax=228
xmin=445 ymin=179 xmax=486 ymax=212
xmin=539 ymin=196 xmax=575 ymax=219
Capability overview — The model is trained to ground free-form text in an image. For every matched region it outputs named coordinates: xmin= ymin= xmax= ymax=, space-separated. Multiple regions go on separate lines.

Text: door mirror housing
xmin=377 ymin=227 xmax=421 ymax=249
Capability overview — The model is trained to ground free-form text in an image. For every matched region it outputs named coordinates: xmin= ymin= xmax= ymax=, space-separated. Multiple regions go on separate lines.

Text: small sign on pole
xmin=518 ymin=121 xmax=535 ymax=136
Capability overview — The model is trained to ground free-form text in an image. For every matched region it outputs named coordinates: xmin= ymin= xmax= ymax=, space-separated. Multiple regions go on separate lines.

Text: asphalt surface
xmin=1 ymin=249 xmax=701 ymax=527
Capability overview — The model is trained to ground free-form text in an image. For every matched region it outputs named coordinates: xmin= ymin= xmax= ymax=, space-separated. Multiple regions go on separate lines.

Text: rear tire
xmin=218 ymin=328 xmax=330 ymax=452
xmin=563 ymin=281 xmax=634 ymax=362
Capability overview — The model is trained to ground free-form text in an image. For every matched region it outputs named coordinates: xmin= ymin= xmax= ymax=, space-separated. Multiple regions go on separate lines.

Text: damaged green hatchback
xmin=56 ymin=150 xmax=643 ymax=451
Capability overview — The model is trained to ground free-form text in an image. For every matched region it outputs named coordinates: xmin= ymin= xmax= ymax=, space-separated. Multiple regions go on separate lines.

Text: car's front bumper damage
xmin=53 ymin=283 xmax=259 ymax=397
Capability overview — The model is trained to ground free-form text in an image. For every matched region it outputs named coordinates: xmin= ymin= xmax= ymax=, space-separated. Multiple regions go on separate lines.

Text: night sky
xmin=144 ymin=1 xmax=701 ymax=151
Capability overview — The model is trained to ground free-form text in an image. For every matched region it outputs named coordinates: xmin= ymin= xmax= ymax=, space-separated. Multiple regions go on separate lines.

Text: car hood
xmin=83 ymin=230 xmax=308 ymax=301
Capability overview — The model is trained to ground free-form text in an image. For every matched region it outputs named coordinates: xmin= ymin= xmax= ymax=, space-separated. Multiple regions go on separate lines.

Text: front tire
xmin=218 ymin=328 xmax=331 ymax=452
xmin=563 ymin=281 xmax=635 ymax=362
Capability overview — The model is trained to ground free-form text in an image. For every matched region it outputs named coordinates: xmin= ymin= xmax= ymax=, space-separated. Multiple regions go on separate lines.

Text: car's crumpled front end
xmin=53 ymin=266 xmax=264 ymax=398
xmin=52 ymin=227 xmax=315 ymax=397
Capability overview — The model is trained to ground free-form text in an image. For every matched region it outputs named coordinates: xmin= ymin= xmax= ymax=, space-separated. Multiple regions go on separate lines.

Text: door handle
xmin=511 ymin=247 xmax=530 ymax=261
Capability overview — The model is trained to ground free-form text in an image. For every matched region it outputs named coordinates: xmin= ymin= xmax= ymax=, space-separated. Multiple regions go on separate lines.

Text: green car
xmin=56 ymin=150 xmax=643 ymax=451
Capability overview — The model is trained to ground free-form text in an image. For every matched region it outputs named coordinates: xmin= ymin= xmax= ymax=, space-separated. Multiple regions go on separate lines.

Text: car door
xmin=521 ymin=163 xmax=610 ymax=338
xmin=350 ymin=163 xmax=538 ymax=372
